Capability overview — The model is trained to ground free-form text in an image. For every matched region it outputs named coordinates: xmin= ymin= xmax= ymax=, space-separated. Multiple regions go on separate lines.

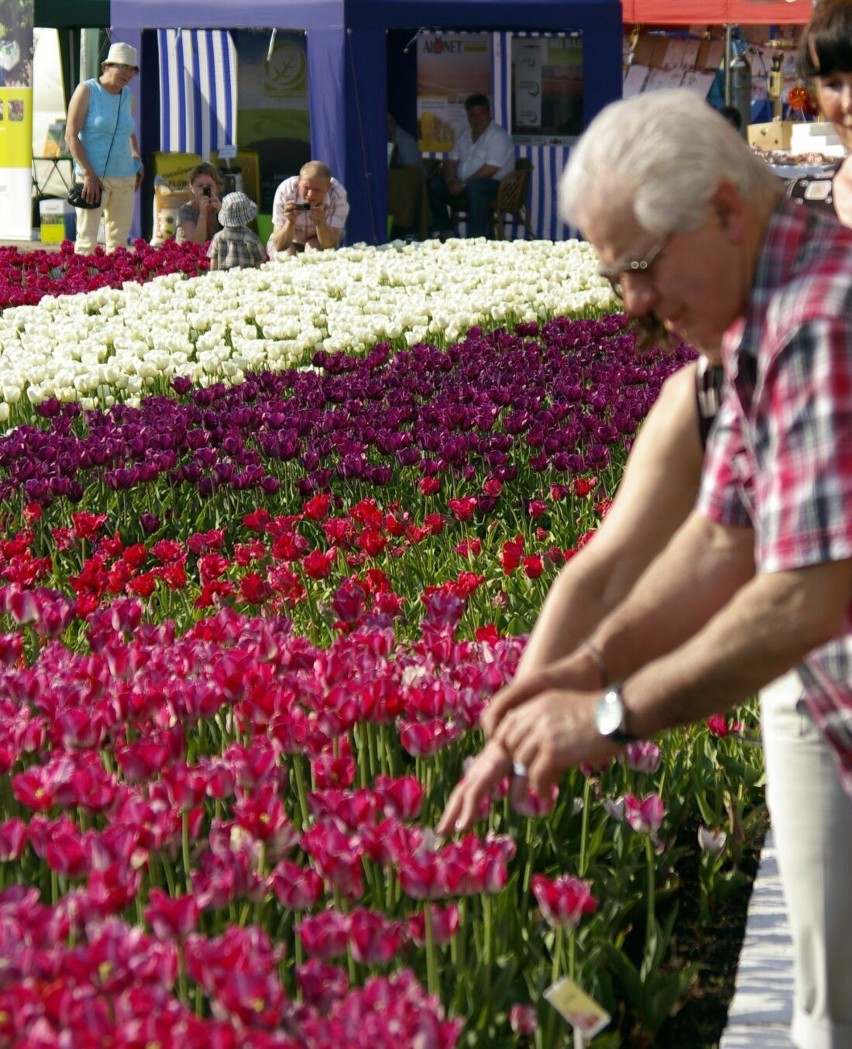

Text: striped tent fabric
xmin=157 ymin=29 xmax=237 ymax=156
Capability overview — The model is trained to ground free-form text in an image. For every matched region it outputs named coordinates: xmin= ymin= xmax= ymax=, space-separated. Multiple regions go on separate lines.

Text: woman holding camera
xmin=175 ymin=162 xmax=225 ymax=244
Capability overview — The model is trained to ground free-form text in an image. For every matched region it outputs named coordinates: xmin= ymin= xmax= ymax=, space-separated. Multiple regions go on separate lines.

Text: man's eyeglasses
xmin=598 ymin=235 xmax=672 ymax=352
xmin=107 ymin=63 xmax=138 ymax=74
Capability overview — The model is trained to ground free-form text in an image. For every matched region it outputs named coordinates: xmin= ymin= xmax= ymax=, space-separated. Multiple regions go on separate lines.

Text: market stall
xmin=110 ymin=0 xmax=623 ymax=244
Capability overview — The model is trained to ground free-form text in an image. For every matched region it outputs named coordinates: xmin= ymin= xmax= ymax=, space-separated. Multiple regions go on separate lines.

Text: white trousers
xmin=761 ymin=672 xmax=852 ymax=1049
xmin=74 ymin=176 xmax=136 ymax=254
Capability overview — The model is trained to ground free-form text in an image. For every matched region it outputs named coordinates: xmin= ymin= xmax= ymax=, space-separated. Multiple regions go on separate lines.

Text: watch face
xmin=596 ymin=691 xmax=625 ymax=738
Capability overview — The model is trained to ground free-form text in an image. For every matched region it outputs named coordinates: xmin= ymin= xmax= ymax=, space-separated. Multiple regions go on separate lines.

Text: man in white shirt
xmin=427 ymin=94 xmax=515 ymax=239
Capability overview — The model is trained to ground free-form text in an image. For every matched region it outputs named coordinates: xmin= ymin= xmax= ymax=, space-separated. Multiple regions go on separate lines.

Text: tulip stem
xmin=291 ymin=754 xmax=310 ymax=829
xmin=578 ymin=775 xmax=592 ymax=878
xmin=645 ymin=834 xmax=656 ymax=937
xmin=424 ymin=903 xmax=439 ymax=999
xmin=181 ymin=810 xmax=191 ymax=891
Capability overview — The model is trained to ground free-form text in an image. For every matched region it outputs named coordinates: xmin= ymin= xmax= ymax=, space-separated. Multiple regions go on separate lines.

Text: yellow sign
xmin=0 ymin=88 xmax=31 ymax=165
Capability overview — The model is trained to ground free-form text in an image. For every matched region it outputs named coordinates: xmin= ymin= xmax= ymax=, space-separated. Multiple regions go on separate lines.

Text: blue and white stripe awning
xmin=157 ymin=29 xmax=237 ymax=157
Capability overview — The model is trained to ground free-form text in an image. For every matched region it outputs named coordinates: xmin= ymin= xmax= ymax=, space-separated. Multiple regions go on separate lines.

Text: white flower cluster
xmin=0 ymin=239 xmax=615 ymax=421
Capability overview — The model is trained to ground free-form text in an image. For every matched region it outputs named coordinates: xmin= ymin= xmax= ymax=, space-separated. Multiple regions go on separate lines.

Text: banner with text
xmin=0 ymin=0 xmax=35 ymax=238
xmin=416 ymin=33 xmax=492 ymax=154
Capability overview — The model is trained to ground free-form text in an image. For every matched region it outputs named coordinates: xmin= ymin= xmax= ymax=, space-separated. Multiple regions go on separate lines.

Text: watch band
xmin=596 ymin=684 xmax=639 ymax=744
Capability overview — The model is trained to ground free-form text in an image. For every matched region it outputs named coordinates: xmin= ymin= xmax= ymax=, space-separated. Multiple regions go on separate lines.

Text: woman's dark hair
xmin=799 ymin=0 xmax=852 ymax=77
xmin=187 ymin=162 xmax=225 ymax=189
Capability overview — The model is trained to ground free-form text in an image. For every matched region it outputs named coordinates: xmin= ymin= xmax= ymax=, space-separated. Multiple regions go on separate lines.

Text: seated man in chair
xmin=427 ymin=93 xmax=514 ymax=239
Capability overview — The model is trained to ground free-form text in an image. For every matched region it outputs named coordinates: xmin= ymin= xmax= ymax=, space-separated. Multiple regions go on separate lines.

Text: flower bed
xmin=0 ymin=241 xmax=765 ymax=1047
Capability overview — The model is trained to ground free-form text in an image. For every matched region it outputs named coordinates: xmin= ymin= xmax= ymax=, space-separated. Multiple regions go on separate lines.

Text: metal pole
xmin=724 ymin=24 xmax=733 ymax=107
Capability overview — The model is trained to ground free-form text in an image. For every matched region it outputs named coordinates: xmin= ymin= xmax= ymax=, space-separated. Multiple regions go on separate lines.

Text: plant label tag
xmin=544 ymin=977 xmax=611 ymax=1039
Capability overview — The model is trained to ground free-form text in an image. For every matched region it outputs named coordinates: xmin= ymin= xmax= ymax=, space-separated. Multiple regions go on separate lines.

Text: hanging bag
xmin=68 ymin=87 xmax=124 ymax=210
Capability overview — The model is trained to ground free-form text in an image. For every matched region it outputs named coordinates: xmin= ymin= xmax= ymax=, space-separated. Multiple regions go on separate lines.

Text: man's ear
xmin=712 ymin=180 xmax=747 ymax=242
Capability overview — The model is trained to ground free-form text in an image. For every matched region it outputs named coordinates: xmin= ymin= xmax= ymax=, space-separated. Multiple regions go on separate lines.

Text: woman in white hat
xmin=65 ymin=42 xmax=144 ymax=253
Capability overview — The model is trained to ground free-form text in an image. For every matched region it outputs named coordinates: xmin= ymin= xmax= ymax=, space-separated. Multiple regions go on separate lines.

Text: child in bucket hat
xmin=207 ymin=191 xmax=267 ymax=271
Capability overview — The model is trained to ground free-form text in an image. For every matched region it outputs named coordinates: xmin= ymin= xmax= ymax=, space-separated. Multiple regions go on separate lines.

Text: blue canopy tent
xmin=109 ymin=0 xmax=623 ymax=243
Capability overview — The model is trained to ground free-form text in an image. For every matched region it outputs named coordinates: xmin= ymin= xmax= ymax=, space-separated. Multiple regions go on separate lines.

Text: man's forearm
xmin=271 ymin=220 xmax=294 ymax=251
xmin=590 ymin=512 xmax=756 ymax=684
xmin=622 ymin=556 xmax=852 ymax=739
xmin=314 ymin=219 xmax=339 ymax=249
xmin=463 ymin=164 xmax=498 ymax=183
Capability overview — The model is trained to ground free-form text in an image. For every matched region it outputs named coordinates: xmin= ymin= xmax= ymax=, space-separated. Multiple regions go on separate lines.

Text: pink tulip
xmin=297 ymin=909 xmax=351 ymax=960
xmin=348 ymin=908 xmax=404 ymax=965
xmin=296 ymin=958 xmax=349 ymax=1010
xmin=510 ymin=1003 xmax=538 ymax=1035
xmin=624 ymin=740 xmax=662 ymax=774
xmin=145 ymin=887 xmax=200 ymax=940
xmin=407 ymin=903 xmax=460 ymax=946
xmin=271 ymin=859 xmax=324 ymax=910
xmin=532 ymin=872 xmax=598 ymax=929
xmin=624 ymin=792 xmax=666 ymax=835
xmin=374 ymin=774 xmax=424 ymax=820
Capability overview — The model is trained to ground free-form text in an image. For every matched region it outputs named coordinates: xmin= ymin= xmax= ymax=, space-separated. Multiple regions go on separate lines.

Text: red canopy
xmin=623 ymin=0 xmax=813 ymax=25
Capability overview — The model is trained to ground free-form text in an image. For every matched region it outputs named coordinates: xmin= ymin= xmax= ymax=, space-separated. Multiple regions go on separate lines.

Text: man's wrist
xmin=580 ymin=639 xmax=609 ymax=688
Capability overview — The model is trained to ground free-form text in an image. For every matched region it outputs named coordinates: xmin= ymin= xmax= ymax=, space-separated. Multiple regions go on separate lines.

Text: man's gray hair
xmin=559 ymin=90 xmax=781 ymax=236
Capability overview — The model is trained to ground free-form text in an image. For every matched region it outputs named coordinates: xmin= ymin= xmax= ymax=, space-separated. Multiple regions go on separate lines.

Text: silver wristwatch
xmin=594 ymin=684 xmax=638 ymax=744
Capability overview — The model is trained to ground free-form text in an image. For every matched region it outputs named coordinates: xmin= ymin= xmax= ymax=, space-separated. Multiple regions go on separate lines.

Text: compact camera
xmin=202 ymin=186 xmax=212 ymax=198
xmin=294 ymin=202 xmax=311 ymax=211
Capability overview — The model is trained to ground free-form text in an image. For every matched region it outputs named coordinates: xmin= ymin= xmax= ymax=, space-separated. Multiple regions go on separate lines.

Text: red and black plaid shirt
xmin=699 ymin=197 xmax=852 ymax=796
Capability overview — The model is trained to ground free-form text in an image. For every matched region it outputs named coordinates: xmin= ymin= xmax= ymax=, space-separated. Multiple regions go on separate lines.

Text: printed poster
xmin=511 ymin=34 xmax=584 ymax=143
xmin=0 ymin=0 xmax=34 ymax=239
xmin=416 ymin=33 xmax=492 ymax=154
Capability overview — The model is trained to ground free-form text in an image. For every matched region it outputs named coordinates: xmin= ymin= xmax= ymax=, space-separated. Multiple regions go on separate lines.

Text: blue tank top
xmin=76 ymin=78 xmax=136 ymax=179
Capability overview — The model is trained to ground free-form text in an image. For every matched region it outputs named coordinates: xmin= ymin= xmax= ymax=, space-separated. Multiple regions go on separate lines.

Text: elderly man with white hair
xmin=442 ymin=88 xmax=852 ymax=1049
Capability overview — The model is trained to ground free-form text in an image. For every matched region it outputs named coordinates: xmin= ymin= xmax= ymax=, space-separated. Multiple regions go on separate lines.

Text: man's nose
xmin=620 ymin=274 xmax=657 ymax=316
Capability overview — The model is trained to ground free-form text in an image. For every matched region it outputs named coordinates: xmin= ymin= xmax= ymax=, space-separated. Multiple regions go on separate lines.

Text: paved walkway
xmin=720 ymin=830 xmax=795 ymax=1049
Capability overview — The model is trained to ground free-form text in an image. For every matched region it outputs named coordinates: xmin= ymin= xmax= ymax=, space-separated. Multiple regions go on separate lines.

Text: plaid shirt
xmin=698 ymin=197 xmax=852 ymax=795
xmin=207 ymin=227 xmax=266 ymax=270
xmin=270 ymin=176 xmax=349 ymax=250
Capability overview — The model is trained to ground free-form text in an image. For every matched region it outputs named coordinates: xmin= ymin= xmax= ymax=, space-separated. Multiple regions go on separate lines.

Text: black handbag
xmin=67 ymin=88 xmax=124 ymax=211
xmin=67 ymin=182 xmax=101 ymax=209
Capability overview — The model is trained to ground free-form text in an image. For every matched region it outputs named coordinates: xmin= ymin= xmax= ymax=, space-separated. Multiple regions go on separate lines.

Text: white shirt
xmin=451 ymin=120 xmax=515 ymax=182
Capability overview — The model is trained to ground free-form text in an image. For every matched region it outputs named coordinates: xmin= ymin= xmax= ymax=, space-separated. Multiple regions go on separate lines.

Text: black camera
xmin=202 ymin=186 xmax=212 ymax=198
xmin=295 ymin=202 xmax=311 ymax=211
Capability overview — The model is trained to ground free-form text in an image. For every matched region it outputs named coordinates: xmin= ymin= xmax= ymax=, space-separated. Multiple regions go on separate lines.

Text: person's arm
xmin=517 ymin=363 xmax=706 ymax=676
xmin=65 ymin=83 xmax=102 ymax=205
xmin=438 ymin=362 xmax=707 ymax=833
xmin=461 ymin=162 xmax=499 ymax=183
xmin=442 ymin=158 xmax=460 ymax=184
xmin=130 ymin=128 xmax=143 ymax=191
xmin=270 ymin=185 xmax=298 ymax=253
xmin=458 ymin=127 xmax=514 ymax=186
xmin=442 ymin=158 xmax=466 ymax=198
xmin=492 ymin=547 xmax=852 ymax=796
xmin=178 ymin=194 xmax=220 ymax=246
xmin=313 ymin=208 xmax=343 ymax=249
xmin=312 ymin=184 xmax=348 ymax=250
